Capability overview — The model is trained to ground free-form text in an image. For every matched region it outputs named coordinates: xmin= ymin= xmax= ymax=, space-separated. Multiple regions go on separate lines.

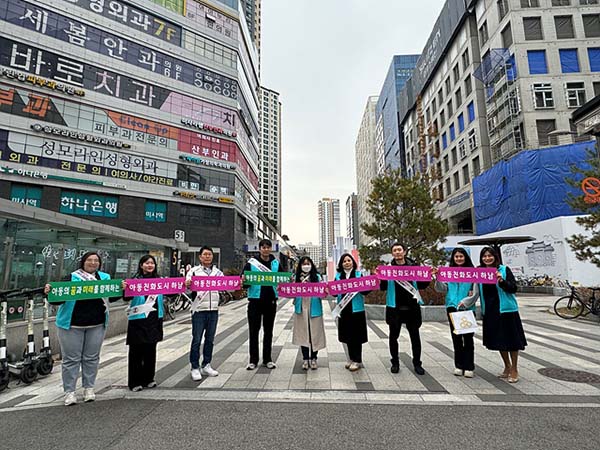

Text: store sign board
xmin=59 ymin=190 xmax=119 ymax=218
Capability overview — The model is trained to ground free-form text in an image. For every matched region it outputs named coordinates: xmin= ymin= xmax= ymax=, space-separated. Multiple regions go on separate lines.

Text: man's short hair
xmin=258 ymin=239 xmax=272 ymax=248
xmin=199 ymin=246 xmax=214 ymax=256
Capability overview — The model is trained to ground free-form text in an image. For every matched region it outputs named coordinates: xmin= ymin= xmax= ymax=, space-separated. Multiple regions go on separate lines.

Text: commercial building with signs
xmin=317 ymin=198 xmax=340 ymax=264
xmin=0 ymin=0 xmax=263 ymax=288
xmin=396 ymin=0 xmax=599 ymax=234
xmin=258 ymin=86 xmax=281 ymax=233
xmin=355 ymin=96 xmax=379 ymax=247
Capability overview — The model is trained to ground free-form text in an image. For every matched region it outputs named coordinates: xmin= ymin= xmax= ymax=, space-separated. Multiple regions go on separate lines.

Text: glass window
xmin=451 ymin=148 xmax=457 ymax=166
xmin=458 ymin=113 xmax=465 ymax=133
xmin=453 ymin=65 xmax=460 ymax=84
xmin=583 ymin=15 xmax=600 ymax=38
xmin=551 ymin=0 xmax=570 ymax=5
xmin=453 ymin=172 xmax=460 ymax=191
xmin=533 ymin=83 xmax=555 ymax=108
xmin=527 ymin=50 xmax=548 ymax=74
xmin=521 ymin=0 xmax=540 ymax=6
xmin=565 ymin=82 xmax=586 ymax=108
xmin=502 ymin=22 xmax=513 ymax=47
xmin=559 ymin=49 xmax=580 ymax=73
xmin=462 ymin=50 xmax=470 ymax=71
xmin=10 ymin=184 xmax=42 ymax=208
xmin=479 ymin=21 xmax=489 ymax=44
xmin=554 ymin=16 xmax=575 ymax=39
xmin=588 ymin=48 xmax=600 ymax=71
xmin=463 ymin=165 xmax=470 ymax=185
xmin=468 ymin=102 xmax=476 ymax=123
xmin=442 ymin=132 xmax=448 ymax=149
xmin=536 ymin=119 xmax=557 ymax=146
xmin=523 ymin=17 xmax=543 ymax=40
xmin=145 ymin=201 xmax=167 ymax=222
xmin=468 ymin=129 xmax=477 ymax=151
xmin=498 ymin=0 xmax=510 ymax=20
xmin=465 ymin=74 xmax=473 ymax=95
xmin=472 ymin=156 xmax=481 ymax=177
xmin=450 ymin=124 xmax=456 ymax=142
xmin=455 ymin=88 xmax=462 ymax=107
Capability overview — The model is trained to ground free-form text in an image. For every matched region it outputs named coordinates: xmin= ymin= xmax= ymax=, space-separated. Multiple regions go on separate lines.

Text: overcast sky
xmin=260 ymin=0 xmax=446 ymax=245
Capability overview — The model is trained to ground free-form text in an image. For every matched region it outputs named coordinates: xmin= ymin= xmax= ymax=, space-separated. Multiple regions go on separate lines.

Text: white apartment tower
xmin=318 ymin=198 xmax=341 ymax=263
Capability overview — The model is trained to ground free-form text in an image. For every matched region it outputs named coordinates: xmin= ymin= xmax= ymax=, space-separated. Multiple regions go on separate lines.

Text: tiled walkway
xmin=1 ymin=296 xmax=600 ymax=409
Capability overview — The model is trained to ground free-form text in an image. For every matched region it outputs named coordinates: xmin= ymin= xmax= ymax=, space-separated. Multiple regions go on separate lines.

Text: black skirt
xmin=338 ymin=306 xmax=368 ymax=345
xmin=126 ymin=310 xmax=164 ymax=346
xmin=482 ymin=284 xmax=527 ymax=351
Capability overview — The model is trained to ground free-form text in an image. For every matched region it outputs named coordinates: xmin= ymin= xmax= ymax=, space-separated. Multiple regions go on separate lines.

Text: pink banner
xmin=125 ymin=278 xmax=185 ymax=296
xmin=437 ymin=267 xmax=498 ymax=284
xmin=377 ymin=265 xmax=432 ymax=282
xmin=277 ymin=282 xmax=329 ymax=298
xmin=190 ymin=276 xmax=241 ymax=291
xmin=328 ymin=276 xmax=379 ymax=295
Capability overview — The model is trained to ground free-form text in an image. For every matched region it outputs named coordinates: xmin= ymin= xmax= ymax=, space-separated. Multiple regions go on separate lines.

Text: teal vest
xmin=128 ymin=293 xmax=164 ymax=321
xmin=55 ymin=271 xmax=111 ymax=330
xmin=335 ymin=271 xmax=365 ymax=313
xmin=293 ymin=274 xmax=323 ymax=318
xmin=445 ymin=282 xmax=474 ymax=310
xmin=385 ymin=280 xmax=419 ymax=307
xmin=478 ymin=265 xmax=519 ymax=315
xmin=248 ymin=259 xmax=280 ymax=299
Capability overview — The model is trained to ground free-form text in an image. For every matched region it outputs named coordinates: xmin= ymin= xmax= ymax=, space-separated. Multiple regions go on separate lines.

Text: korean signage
xmin=48 ymin=279 xmax=123 ymax=302
xmin=0 ymin=67 xmax=85 ymax=96
xmin=173 ymin=191 xmax=220 ymax=203
xmin=31 ymin=124 xmax=131 ymax=149
xmin=190 ymin=276 xmax=242 ymax=291
xmin=181 ymin=118 xmax=237 ymax=138
xmin=60 ymin=190 xmax=118 ymax=218
xmin=59 ymin=0 xmax=181 ymax=44
xmin=179 ymin=154 xmax=234 ymax=171
xmin=376 ymin=266 xmax=432 ymax=282
xmin=145 ymin=201 xmax=167 ymax=222
xmin=2 ymin=1 xmax=237 ymax=100
xmin=10 ymin=184 xmax=42 ymax=207
xmin=186 ymin=0 xmax=238 ymax=41
xmin=278 ymin=283 xmax=329 ymax=298
xmin=149 ymin=0 xmax=185 ymax=15
xmin=0 ymin=129 xmax=177 ymax=187
xmin=124 ymin=277 xmax=185 ymax=296
xmin=436 ymin=267 xmax=498 ymax=285
xmin=328 ymin=276 xmax=379 ymax=295
xmin=243 ymin=272 xmax=293 ymax=286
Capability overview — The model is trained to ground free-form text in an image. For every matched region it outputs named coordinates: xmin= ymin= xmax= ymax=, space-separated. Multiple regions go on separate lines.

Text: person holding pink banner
xmin=433 ymin=248 xmax=476 ymax=378
xmin=43 ymin=251 xmax=119 ymax=406
xmin=459 ymin=247 xmax=527 ymax=383
xmin=291 ymin=257 xmax=326 ymax=370
xmin=380 ymin=243 xmax=430 ymax=376
xmin=122 ymin=255 xmax=164 ymax=392
xmin=335 ymin=254 xmax=369 ymax=372
xmin=185 ymin=246 xmax=223 ymax=381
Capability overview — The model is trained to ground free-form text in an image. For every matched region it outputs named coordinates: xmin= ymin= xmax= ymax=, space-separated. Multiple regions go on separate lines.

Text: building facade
xmin=317 ymin=198 xmax=340 ymax=263
xmin=297 ymin=242 xmax=321 ymax=265
xmin=346 ymin=193 xmax=358 ymax=247
xmin=0 ymin=0 xmax=262 ymax=288
xmin=355 ymin=96 xmax=379 ymax=246
xmin=397 ymin=0 xmax=599 ymax=234
xmin=376 ymin=54 xmax=420 ymax=173
xmin=258 ymin=86 xmax=281 ymax=233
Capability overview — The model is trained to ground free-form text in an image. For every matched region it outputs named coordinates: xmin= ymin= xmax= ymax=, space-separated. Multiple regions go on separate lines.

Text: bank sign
xmin=60 ymin=191 xmax=118 ymax=218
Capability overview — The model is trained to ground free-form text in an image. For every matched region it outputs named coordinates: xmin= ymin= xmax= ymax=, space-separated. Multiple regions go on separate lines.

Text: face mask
xmin=301 ymin=265 xmax=311 ymax=273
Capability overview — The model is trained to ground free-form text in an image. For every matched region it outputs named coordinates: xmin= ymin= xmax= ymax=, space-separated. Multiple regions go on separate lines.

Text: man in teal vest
xmin=242 ymin=239 xmax=283 ymax=370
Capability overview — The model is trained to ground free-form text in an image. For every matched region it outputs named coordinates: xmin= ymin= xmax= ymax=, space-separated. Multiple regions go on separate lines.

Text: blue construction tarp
xmin=473 ymin=141 xmax=595 ymax=235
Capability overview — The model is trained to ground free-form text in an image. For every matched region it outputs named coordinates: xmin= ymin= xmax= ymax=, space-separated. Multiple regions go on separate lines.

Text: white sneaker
xmin=302 ymin=360 xmax=309 ymax=370
xmin=64 ymin=392 xmax=77 ymax=406
xmin=264 ymin=361 xmax=277 ymax=369
xmin=246 ymin=363 xmax=257 ymax=370
xmin=201 ymin=364 xmax=219 ymax=377
xmin=83 ymin=388 xmax=95 ymax=403
xmin=454 ymin=368 xmax=464 ymax=376
xmin=190 ymin=368 xmax=202 ymax=381
xmin=464 ymin=370 xmax=474 ymax=378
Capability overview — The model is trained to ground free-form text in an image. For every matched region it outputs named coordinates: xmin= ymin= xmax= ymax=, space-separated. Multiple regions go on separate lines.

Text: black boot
xmin=414 ymin=364 xmax=425 ymax=376
xmin=390 ymin=359 xmax=400 ymax=374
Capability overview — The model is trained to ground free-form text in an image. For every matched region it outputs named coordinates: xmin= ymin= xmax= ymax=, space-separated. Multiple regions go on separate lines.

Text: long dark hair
xmin=336 ymin=253 xmax=357 ymax=274
xmin=479 ymin=246 xmax=500 ymax=268
xmin=79 ymin=251 xmax=102 ymax=271
xmin=295 ymin=256 xmax=319 ymax=282
xmin=135 ymin=255 xmax=159 ymax=278
xmin=449 ymin=248 xmax=474 ymax=268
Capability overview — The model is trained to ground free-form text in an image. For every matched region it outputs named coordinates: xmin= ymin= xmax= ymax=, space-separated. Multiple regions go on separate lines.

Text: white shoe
xmin=454 ymin=368 xmax=464 ymax=376
xmin=64 ymin=392 xmax=77 ymax=406
xmin=464 ymin=370 xmax=474 ymax=378
xmin=83 ymin=388 xmax=95 ymax=403
xmin=264 ymin=361 xmax=277 ymax=369
xmin=191 ymin=369 xmax=202 ymax=381
xmin=246 ymin=363 xmax=257 ymax=370
xmin=201 ymin=364 xmax=219 ymax=377
xmin=348 ymin=362 xmax=361 ymax=372
xmin=302 ymin=360 xmax=309 ymax=370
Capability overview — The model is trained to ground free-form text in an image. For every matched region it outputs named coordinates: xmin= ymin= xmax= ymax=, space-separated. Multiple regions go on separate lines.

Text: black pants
xmin=247 ymin=300 xmax=277 ymax=365
xmin=128 ymin=343 xmax=157 ymax=389
xmin=447 ymin=307 xmax=475 ymax=371
xmin=347 ymin=342 xmax=362 ymax=364
xmin=301 ymin=347 xmax=318 ymax=360
xmin=388 ymin=322 xmax=422 ymax=367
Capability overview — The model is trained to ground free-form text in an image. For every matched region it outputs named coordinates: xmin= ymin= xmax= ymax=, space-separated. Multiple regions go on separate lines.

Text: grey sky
xmin=260 ymin=0 xmax=446 ymax=245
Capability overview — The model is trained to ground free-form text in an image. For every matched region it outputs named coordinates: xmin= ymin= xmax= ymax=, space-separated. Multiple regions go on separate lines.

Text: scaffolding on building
xmin=473 ymin=48 xmax=523 ymax=163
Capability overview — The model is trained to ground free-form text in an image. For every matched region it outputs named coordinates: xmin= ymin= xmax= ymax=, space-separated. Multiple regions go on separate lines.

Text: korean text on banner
xmin=124 ymin=278 xmax=185 ymax=296
xmin=376 ymin=265 xmax=432 ymax=282
xmin=327 ymin=275 xmax=379 ymax=295
xmin=277 ymin=282 xmax=329 ymax=298
xmin=48 ymin=279 xmax=123 ymax=302
xmin=190 ymin=276 xmax=241 ymax=291
xmin=437 ymin=267 xmax=498 ymax=284
xmin=243 ymin=272 xmax=292 ymax=286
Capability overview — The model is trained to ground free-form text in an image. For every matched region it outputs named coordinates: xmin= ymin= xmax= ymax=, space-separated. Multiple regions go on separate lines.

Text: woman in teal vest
xmin=291 ymin=257 xmax=326 ymax=370
xmin=123 ymin=255 xmax=164 ymax=392
xmin=433 ymin=248 xmax=476 ymax=378
xmin=460 ymin=247 xmax=527 ymax=383
xmin=335 ymin=253 xmax=368 ymax=372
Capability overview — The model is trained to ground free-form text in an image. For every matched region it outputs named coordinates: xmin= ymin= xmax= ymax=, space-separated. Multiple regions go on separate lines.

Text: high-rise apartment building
xmin=298 ymin=242 xmax=321 ymax=265
xmin=355 ymin=97 xmax=379 ymax=246
xmin=0 ymin=0 xmax=262 ymax=288
xmin=258 ymin=86 xmax=281 ymax=232
xmin=318 ymin=198 xmax=340 ymax=263
xmin=346 ymin=193 xmax=359 ymax=247
xmin=397 ymin=0 xmax=599 ymax=234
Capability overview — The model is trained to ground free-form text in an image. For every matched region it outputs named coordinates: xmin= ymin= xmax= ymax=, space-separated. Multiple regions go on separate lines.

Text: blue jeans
xmin=190 ymin=311 xmax=219 ymax=369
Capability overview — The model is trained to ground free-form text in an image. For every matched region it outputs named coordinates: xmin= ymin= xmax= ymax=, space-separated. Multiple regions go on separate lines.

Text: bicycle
xmin=553 ymin=282 xmax=600 ymax=320
xmin=218 ymin=291 xmax=234 ymax=306
xmin=171 ymin=291 xmax=194 ymax=312
xmin=163 ymin=295 xmax=177 ymax=320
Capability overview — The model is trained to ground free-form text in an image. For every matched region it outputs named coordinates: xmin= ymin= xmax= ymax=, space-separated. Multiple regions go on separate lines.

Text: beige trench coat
xmin=292 ymin=297 xmax=326 ymax=351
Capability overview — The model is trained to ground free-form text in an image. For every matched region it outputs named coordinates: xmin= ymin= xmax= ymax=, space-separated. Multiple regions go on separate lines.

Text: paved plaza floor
xmin=1 ymin=295 xmax=599 ymax=411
